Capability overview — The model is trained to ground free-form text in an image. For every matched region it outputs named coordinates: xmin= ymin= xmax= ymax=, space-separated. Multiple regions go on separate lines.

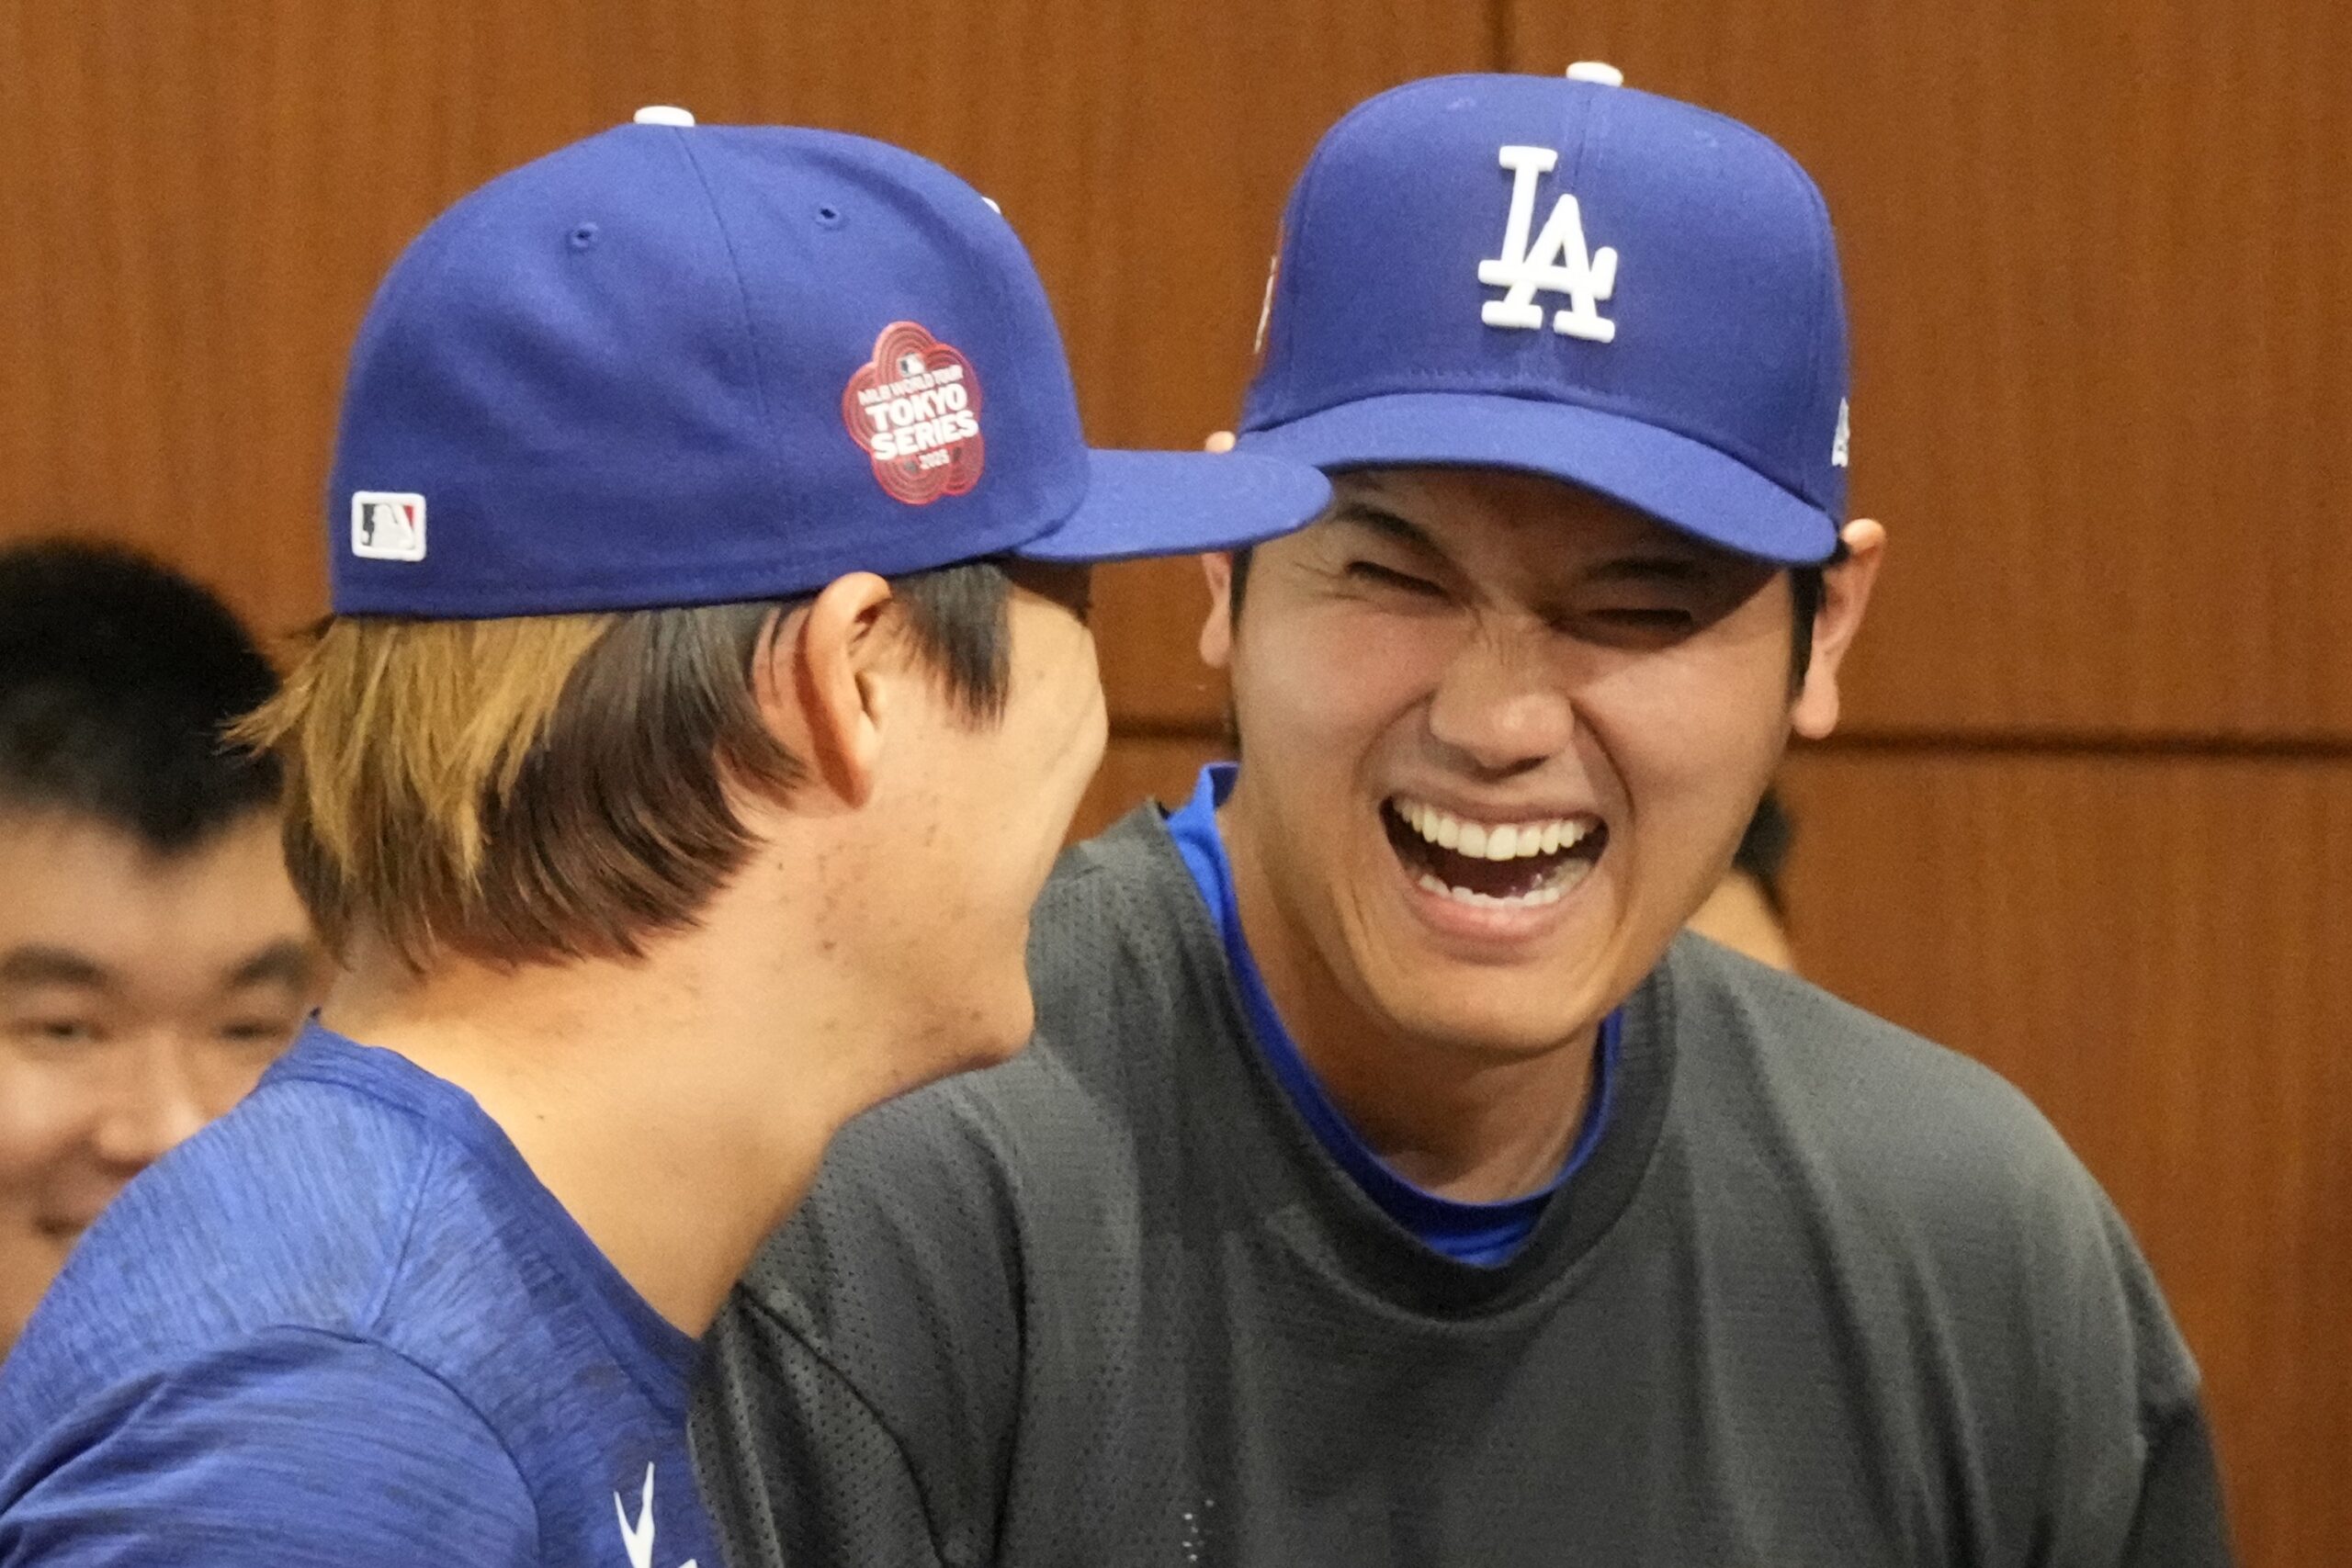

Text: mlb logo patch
xmin=351 ymin=491 xmax=427 ymax=561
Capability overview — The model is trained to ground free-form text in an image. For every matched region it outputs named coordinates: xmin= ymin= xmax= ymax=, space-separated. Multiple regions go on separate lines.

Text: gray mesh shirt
xmin=692 ymin=807 xmax=2230 ymax=1566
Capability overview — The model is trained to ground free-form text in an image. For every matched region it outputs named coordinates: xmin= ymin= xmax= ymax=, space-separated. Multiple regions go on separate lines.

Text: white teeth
xmin=1412 ymin=865 xmax=1587 ymax=909
xmin=1394 ymin=798 xmax=1596 ymax=861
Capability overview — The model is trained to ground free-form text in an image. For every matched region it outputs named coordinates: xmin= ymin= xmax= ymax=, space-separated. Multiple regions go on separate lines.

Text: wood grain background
xmin=5 ymin=2 xmax=2342 ymax=1558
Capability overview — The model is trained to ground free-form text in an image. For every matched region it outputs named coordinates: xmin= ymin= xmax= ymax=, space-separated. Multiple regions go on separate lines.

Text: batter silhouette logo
xmin=350 ymin=491 xmax=426 ymax=562
xmin=842 ymin=321 xmax=985 ymax=505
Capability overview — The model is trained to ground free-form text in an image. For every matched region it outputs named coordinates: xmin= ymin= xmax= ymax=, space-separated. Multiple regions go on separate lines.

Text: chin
xmin=1383 ymin=991 xmax=1600 ymax=1060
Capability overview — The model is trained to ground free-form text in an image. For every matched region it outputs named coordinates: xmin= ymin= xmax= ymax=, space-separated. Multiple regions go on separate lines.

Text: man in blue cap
xmin=0 ymin=110 xmax=1326 ymax=1565
xmin=695 ymin=69 xmax=2233 ymax=1564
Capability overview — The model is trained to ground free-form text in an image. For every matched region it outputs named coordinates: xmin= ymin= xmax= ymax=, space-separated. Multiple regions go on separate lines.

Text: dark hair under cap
xmin=0 ymin=537 xmax=282 ymax=852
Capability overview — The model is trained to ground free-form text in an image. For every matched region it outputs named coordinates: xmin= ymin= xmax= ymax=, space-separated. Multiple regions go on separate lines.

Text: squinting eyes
xmin=6 ymin=1018 xmax=100 ymax=1048
xmin=1343 ymin=560 xmax=1445 ymax=596
xmin=1343 ymin=561 xmax=1703 ymax=638
xmin=3 ymin=1018 xmax=297 ymax=1051
xmin=1589 ymin=607 xmax=1697 ymax=629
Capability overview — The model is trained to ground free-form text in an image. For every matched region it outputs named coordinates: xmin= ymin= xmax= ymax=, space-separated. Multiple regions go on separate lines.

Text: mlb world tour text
xmin=854 ymin=362 xmax=978 ymax=469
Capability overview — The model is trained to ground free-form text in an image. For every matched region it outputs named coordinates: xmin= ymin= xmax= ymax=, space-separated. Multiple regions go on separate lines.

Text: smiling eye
xmin=1573 ymin=604 xmax=1702 ymax=649
xmin=1591 ymin=606 xmax=1696 ymax=627
xmin=1345 ymin=560 xmax=1444 ymax=596
xmin=10 ymin=1017 xmax=100 ymax=1048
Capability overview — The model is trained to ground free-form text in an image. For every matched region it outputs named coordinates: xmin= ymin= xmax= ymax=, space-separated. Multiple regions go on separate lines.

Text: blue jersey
xmin=0 ymin=1022 xmax=720 ymax=1568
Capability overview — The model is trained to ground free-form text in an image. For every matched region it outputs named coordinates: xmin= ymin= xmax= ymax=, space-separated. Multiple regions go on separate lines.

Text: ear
xmin=755 ymin=573 xmax=895 ymax=807
xmin=1198 ymin=552 xmax=1236 ymax=671
xmin=1790 ymin=519 xmax=1886 ymax=740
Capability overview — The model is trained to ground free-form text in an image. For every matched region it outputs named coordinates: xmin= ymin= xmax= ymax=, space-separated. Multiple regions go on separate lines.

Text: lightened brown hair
xmin=233 ymin=564 xmax=1011 ymax=972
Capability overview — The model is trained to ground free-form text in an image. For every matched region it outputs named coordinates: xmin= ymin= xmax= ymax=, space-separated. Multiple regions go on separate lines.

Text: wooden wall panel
xmin=1510 ymin=0 xmax=2352 ymax=740
xmin=1777 ymin=749 xmax=2351 ymax=1564
xmin=1071 ymin=732 xmax=1226 ymax=842
xmin=0 ymin=0 xmax=1486 ymax=712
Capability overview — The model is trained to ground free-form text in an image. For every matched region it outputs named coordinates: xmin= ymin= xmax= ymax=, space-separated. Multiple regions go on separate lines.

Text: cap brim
xmin=1235 ymin=392 xmax=1837 ymax=566
xmin=1013 ymin=449 xmax=1331 ymax=565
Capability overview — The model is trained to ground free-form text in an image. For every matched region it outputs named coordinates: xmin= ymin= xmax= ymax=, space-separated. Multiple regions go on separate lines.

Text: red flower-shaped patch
xmin=841 ymin=321 xmax=986 ymax=505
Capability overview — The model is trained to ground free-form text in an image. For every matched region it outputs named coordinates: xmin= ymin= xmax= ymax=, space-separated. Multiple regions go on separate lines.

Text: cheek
xmin=1014 ymin=637 xmax=1108 ymax=813
xmin=1584 ymin=650 xmax=1790 ymax=847
xmin=1236 ymin=605 xmax=1444 ymax=761
xmin=0 ymin=1059 xmax=94 ymax=1191
xmin=187 ymin=1043 xmax=277 ymax=1117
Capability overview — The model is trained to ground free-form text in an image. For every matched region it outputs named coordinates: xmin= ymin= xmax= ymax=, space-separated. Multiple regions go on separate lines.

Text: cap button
xmin=1565 ymin=62 xmax=1625 ymax=87
xmin=632 ymin=105 xmax=696 ymax=127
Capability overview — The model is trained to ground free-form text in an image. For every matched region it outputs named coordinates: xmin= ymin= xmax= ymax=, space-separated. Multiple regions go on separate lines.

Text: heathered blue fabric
xmin=0 ymin=1023 xmax=719 ymax=1567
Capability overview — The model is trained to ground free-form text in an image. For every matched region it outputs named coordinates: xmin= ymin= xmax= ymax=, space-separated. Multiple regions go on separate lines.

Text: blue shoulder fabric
xmin=0 ymin=1325 xmax=537 ymax=1565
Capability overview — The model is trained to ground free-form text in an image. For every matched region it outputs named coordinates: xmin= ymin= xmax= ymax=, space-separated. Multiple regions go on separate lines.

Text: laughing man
xmin=695 ymin=69 xmax=2231 ymax=1565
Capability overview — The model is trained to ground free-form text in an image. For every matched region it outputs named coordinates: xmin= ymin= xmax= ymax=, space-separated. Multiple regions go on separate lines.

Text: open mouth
xmin=1382 ymin=795 xmax=1608 ymax=910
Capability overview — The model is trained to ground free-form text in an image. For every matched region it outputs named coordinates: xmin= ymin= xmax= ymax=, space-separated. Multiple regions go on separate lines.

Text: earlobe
xmin=1198 ymin=553 xmax=1235 ymax=671
xmin=774 ymin=573 xmax=895 ymax=807
xmin=1790 ymin=518 xmax=1887 ymax=741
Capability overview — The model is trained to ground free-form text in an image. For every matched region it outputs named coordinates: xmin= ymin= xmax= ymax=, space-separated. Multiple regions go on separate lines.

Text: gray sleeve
xmin=693 ymin=1290 xmax=946 ymax=1568
xmin=2115 ymin=1402 xmax=2233 ymax=1568
xmin=2041 ymin=1192 xmax=2235 ymax=1567
xmin=690 ymin=1087 xmax=1031 ymax=1568
xmin=1679 ymin=944 xmax=2237 ymax=1565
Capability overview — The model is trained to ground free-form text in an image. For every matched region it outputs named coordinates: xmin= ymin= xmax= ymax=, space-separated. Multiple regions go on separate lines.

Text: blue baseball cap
xmin=331 ymin=109 xmax=1329 ymax=616
xmin=1237 ymin=67 xmax=1849 ymax=565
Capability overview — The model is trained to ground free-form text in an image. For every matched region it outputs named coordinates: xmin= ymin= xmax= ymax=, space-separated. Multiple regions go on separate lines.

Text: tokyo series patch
xmin=842 ymin=322 xmax=985 ymax=505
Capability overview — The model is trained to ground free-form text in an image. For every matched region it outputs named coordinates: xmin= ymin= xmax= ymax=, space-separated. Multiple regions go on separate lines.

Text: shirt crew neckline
xmin=260 ymin=1022 xmax=704 ymax=1418
xmin=1103 ymin=799 xmax=1679 ymax=1319
xmin=1165 ymin=762 xmax=1623 ymax=1266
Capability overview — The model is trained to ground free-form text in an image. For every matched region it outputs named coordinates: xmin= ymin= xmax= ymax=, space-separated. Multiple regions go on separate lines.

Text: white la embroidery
xmin=1476 ymin=145 xmax=1619 ymax=343
xmin=614 ymin=1462 xmax=700 ymax=1568
xmin=1831 ymin=399 xmax=1850 ymax=468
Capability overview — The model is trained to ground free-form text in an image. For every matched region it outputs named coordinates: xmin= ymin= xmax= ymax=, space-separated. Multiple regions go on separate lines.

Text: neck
xmin=322 ymin=861 xmax=899 ymax=1337
xmin=1219 ymin=795 xmax=1596 ymax=1203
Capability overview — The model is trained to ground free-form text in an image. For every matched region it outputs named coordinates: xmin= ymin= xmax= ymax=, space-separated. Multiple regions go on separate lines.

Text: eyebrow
xmin=1584 ymin=554 xmax=1713 ymax=585
xmin=225 ymin=940 xmax=317 ymax=992
xmin=1329 ymin=502 xmax=1446 ymax=558
xmin=0 ymin=946 xmax=113 ymax=990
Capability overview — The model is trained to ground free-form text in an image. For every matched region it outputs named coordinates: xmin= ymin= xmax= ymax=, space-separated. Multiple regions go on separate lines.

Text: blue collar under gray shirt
xmin=1164 ymin=762 xmax=1621 ymax=1268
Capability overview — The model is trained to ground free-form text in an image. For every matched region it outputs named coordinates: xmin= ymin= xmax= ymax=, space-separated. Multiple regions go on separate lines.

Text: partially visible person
xmin=1687 ymin=785 xmax=1797 ymax=970
xmin=0 ymin=541 xmax=318 ymax=1358
xmin=697 ymin=69 xmax=2226 ymax=1567
xmin=0 ymin=112 xmax=1323 ymax=1565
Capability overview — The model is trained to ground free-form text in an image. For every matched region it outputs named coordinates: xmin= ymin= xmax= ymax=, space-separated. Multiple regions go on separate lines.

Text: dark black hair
xmin=1729 ymin=786 xmax=1795 ymax=916
xmin=0 ymin=538 xmax=283 ymax=852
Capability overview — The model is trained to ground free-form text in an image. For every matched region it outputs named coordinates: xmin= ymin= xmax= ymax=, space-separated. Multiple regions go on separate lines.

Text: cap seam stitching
xmin=670 ymin=130 xmax=788 ymax=487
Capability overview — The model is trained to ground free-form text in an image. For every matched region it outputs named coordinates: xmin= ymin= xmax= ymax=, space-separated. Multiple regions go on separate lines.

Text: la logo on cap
xmin=351 ymin=491 xmax=426 ymax=561
xmin=1477 ymin=145 xmax=1619 ymax=343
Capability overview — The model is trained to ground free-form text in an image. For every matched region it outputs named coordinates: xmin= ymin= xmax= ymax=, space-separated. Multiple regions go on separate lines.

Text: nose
xmin=89 ymin=1036 xmax=213 ymax=1172
xmin=1425 ymin=619 xmax=1577 ymax=780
